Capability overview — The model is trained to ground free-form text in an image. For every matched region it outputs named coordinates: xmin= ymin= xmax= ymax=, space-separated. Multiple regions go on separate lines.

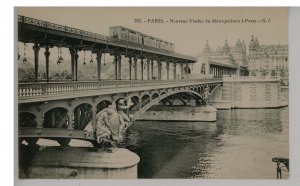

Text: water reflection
xmin=125 ymin=107 xmax=289 ymax=179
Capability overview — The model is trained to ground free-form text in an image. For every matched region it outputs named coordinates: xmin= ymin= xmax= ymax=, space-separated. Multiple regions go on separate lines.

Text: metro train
xmin=109 ymin=26 xmax=175 ymax=52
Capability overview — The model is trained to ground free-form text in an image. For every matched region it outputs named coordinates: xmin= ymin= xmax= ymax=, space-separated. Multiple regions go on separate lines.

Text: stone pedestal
xmin=27 ymin=147 xmax=140 ymax=179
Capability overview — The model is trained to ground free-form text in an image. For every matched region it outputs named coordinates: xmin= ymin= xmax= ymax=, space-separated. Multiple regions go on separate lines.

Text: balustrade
xmin=18 ymin=79 xmax=222 ymax=100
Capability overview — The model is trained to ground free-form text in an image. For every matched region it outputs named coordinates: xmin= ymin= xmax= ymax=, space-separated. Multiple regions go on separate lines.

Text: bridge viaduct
xmin=17 ymin=15 xmax=223 ymax=146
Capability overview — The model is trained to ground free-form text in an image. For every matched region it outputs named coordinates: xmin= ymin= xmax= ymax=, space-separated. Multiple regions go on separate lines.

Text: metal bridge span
xmin=17 ymin=15 xmax=222 ymax=146
xmin=18 ymin=79 xmax=222 ymax=145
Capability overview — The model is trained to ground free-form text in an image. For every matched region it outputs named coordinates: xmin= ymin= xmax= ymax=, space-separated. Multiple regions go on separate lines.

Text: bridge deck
xmin=18 ymin=79 xmax=223 ymax=103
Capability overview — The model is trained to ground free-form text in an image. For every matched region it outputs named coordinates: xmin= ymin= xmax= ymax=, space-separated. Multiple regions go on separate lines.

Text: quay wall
xmin=210 ymin=76 xmax=287 ymax=109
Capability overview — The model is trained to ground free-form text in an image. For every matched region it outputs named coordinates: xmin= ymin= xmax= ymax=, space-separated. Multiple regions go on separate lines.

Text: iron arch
xmin=132 ymin=89 xmax=206 ymax=120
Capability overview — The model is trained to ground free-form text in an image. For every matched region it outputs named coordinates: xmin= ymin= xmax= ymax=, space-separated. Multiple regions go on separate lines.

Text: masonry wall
xmin=221 ymin=77 xmax=283 ymax=108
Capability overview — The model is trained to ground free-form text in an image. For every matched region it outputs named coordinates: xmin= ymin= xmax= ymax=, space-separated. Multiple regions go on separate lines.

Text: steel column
xmin=44 ymin=46 xmax=50 ymax=82
xmin=128 ymin=56 xmax=132 ymax=80
xmin=180 ymin=62 xmax=184 ymax=79
xmin=166 ymin=61 xmax=170 ymax=80
xmin=114 ymin=54 xmax=118 ymax=80
xmin=118 ymin=55 xmax=122 ymax=80
xmin=147 ymin=58 xmax=150 ymax=80
xmin=134 ymin=57 xmax=137 ymax=80
xmin=158 ymin=61 xmax=162 ymax=80
xmin=75 ymin=53 xmax=79 ymax=81
xmin=141 ymin=59 xmax=144 ymax=80
xmin=151 ymin=59 xmax=154 ymax=79
xmin=33 ymin=43 xmax=40 ymax=82
xmin=69 ymin=47 xmax=76 ymax=81
xmin=96 ymin=51 xmax=102 ymax=81
xmin=173 ymin=62 xmax=177 ymax=79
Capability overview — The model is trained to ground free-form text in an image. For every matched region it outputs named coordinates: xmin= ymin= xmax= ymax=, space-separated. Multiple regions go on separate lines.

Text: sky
xmin=17 ymin=7 xmax=288 ymax=56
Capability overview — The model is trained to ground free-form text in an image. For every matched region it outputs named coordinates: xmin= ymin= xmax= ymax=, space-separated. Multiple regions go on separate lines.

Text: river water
xmin=35 ymin=107 xmax=289 ymax=179
xmin=123 ymin=107 xmax=289 ymax=179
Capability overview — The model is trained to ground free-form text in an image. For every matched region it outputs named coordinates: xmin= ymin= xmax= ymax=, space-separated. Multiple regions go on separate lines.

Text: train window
xmin=138 ymin=35 xmax=143 ymax=44
xmin=112 ymin=32 xmax=118 ymax=39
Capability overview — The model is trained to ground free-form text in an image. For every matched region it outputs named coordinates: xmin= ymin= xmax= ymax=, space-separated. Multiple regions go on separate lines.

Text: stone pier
xmin=210 ymin=75 xmax=288 ymax=109
xmin=27 ymin=147 xmax=140 ymax=179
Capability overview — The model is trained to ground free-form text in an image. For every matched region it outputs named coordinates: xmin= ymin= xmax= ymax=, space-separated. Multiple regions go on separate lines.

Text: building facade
xmin=248 ymin=36 xmax=288 ymax=78
xmin=197 ymin=39 xmax=247 ymax=78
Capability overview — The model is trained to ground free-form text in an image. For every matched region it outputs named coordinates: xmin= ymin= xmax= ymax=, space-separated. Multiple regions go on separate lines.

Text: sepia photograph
xmin=16 ymin=7 xmax=289 ymax=180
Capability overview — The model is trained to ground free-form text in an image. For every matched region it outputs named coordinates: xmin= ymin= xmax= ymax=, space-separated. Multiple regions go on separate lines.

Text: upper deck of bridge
xmin=18 ymin=15 xmax=197 ymax=63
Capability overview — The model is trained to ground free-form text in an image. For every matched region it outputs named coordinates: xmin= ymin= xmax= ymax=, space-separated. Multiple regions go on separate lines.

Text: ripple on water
xmin=126 ymin=107 xmax=289 ymax=179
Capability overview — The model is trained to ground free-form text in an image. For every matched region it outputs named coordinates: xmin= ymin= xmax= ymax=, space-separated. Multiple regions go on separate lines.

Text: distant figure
xmin=277 ymin=162 xmax=282 ymax=179
xmin=202 ymin=87 xmax=211 ymax=104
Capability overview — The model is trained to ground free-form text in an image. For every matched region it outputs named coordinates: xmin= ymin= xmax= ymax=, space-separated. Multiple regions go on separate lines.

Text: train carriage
xmin=109 ymin=26 xmax=175 ymax=52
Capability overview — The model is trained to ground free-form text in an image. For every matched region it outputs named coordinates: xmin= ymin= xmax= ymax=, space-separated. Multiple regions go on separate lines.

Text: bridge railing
xmin=18 ymin=79 xmax=222 ymax=99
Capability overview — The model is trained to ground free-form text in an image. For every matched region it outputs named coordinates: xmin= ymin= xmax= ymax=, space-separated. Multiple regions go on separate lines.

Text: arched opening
xmin=73 ymin=103 xmax=93 ymax=130
xmin=141 ymin=94 xmax=150 ymax=108
xmin=200 ymin=86 xmax=204 ymax=94
xmin=43 ymin=107 xmax=69 ymax=128
xmin=160 ymin=92 xmax=166 ymax=96
xmin=151 ymin=93 xmax=159 ymax=100
xmin=19 ymin=112 xmax=37 ymax=128
xmin=129 ymin=96 xmax=140 ymax=112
